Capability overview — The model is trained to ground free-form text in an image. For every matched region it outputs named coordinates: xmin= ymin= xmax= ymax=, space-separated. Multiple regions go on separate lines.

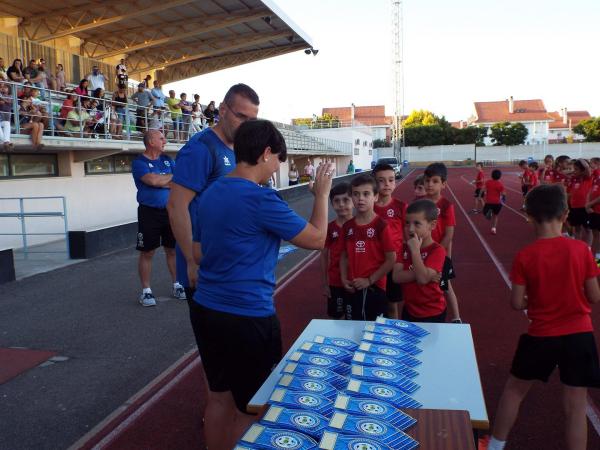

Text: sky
xmin=165 ymin=0 xmax=600 ymax=124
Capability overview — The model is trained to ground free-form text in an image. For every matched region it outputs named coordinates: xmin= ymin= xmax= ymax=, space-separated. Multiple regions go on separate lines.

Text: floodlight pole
xmin=391 ymin=0 xmax=404 ymax=163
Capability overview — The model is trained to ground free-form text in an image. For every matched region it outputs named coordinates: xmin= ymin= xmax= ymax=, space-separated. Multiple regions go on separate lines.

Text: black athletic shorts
xmin=401 ymin=307 xmax=447 ymax=324
xmin=386 ymin=270 xmax=403 ymax=303
xmin=568 ymin=207 xmax=589 ymax=228
xmin=483 ymin=203 xmax=503 ymax=216
xmin=589 ymin=213 xmax=600 ymax=231
xmin=327 ymin=285 xmax=346 ymax=319
xmin=439 ymin=257 xmax=456 ymax=292
xmin=188 ymin=300 xmax=282 ymax=412
xmin=345 ymin=285 xmax=387 ymax=321
xmin=136 ymin=205 xmax=176 ymax=251
xmin=474 ymin=188 xmax=483 ymax=198
xmin=510 ymin=332 xmax=600 ymax=387
xmin=522 ymin=185 xmax=529 ymax=197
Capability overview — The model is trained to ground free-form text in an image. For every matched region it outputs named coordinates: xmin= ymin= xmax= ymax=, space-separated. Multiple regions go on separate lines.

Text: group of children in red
xmin=320 ymin=159 xmax=600 ymax=450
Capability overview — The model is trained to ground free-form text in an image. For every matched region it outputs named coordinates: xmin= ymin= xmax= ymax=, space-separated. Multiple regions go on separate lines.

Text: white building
xmin=547 ymin=108 xmax=590 ymax=143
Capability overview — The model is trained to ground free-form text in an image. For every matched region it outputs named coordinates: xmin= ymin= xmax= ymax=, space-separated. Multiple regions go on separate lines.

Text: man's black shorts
xmin=327 ymin=285 xmax=346 ymax=319
xmin=510 ymin=332 xmax=600 ymax=387
xmin=187 ymin=301 xmax=282 ymax=412
xmin=483 ymin=203 xmax=503 ymax=216
xmin=439 ymin=256 xmax=456 ymax=292
xmin=589 ymin=213 xmax=600 ymax=231
xmin=568 ymin=207 xmax=589 ymax=228
xmin=474 ymin=188 xmax=483 ymax=198
xmin=386 ymin=270 xmax=403 ymax=303
xmin=401 ymin=307 xmax=447 ymax=324
xmin=136 ymin=205 xmax=176 ymax=251
xmin=345 ymin=286 xmax=387 ymax=321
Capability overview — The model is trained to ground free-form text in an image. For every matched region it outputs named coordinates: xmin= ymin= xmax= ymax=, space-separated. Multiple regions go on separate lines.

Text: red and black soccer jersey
xmin=568 ymin=175 xmax=592 ymax=208
xmin=521 ymin=168 xmax=533 ymax=186
xmin=485 ymin=179 xmax=504 ymax=204
xmin=431 ymin=197 xmax=456 ymax=244
xmin=475 ymin=171 xmax=484 ymax=189
xmin=542 ymin=167 xmax=555 ymax=183
xmin=530 ymin=170 xmax=539 ymax=187
xmin=342 ymin=215 xmax=395 ymax=290
xmin=399 ymin=242 xmax=447 ymax=318
xmin=374 ymin=198 xmax=407 ymax=253
xmin=325 ymin=220 xmax=345 ymax=287
xmin=553 ymin=170 xmax=569 ymax=185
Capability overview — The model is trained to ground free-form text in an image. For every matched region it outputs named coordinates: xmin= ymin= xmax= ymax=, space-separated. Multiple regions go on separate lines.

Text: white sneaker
xmin=491 ymin=227 xmax=497 ymax=235
xmin=140 ymin=291 xmax=157 ymax=307
xmin=173 ymin=284 xmax=186 ymax=300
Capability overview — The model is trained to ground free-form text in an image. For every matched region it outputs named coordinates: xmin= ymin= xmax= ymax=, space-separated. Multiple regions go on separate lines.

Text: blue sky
xmin=166 ymin=0 xmax=600 ymax=123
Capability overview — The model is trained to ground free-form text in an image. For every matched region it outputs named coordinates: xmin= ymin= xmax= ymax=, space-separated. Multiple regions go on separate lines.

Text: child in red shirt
xmin=340 ymin=174 xmax=396 ymax=320
xmin=413 ymin=175 xmax=426 ymax=200
xmin=393 ymin=199 xmax=447 ymax=322
xmin=471 ymin=162 xmax=485 ymax=214
xmin=586 ymin=162 xmax=600 ymax=260
xmin=539 ymin=154 xmax=554 ymax=184
xmin=321 ymin=182 xmax=353 ymax=319
xmin=567 ymin=158 xmax=592 ymax=243
xmin=518 ymin=160 xmax=532 ymax=197
xmin=528 ymin=162 xmax=539 ymax=187
xmin=552 ymin=154 xmax=571 ymax=186
xmin=488 ymin=184 xmax=600 ymax=450
xmin=482 ymin=169 xmax=506 ymax=235
xmin=423 ymin=162 xmax=461 ymax=323
xmin=373 ymin=163 xmax=407 ymax=319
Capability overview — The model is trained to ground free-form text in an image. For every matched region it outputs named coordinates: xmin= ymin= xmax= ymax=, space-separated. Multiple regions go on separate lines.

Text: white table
xmin=248 ymin=319 xmax=489 ymax=429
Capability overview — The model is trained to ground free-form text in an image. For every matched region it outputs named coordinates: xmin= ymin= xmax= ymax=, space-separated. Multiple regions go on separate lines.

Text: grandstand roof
xmin=0 ymin=0 xmax=314 ymax=84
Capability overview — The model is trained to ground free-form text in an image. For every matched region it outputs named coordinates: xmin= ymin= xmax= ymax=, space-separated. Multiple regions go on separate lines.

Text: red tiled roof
xmin=548 ymin=110 xmax=591 ymax=129
xmin=322 ymin=105 xmax=392 ymax=126
xmin=473 ymin=99 xmax=552 ymax=123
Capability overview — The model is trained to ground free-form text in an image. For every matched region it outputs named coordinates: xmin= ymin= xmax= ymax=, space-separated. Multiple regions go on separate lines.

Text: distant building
xmin=547 ymin=108 xmax=591 ymax=143
xmin=322 ymin=105 xmax=393 ymax=143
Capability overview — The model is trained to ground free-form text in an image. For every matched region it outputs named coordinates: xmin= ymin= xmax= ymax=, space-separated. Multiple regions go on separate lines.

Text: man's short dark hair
xmin=525 ymin=184 xmax=568 ymax=223
xmin=413 ymin=174 xmax=425 ymax=188
xmin=330 ymin=182 xmax=351 ymax=202
xmin=491 ymin=169 xmax=502 ymax=180
xmin=424 ymin=162 xmax=448 ymax=181
xmin=224 ymin=83 xmax=259 ymax=107
xmin=372 ymin=163 xmax=395 ymax=177
xmin=406 ymin=199 xmax=439 ymax=222
xmin=351 ymin=173 xmax=378 ymax=194
xmin=233 ymin=119 xmax=286 ymax=165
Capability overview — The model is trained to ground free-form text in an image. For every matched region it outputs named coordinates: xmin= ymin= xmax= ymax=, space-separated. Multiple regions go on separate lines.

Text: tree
xmin=372 ymin=139 xmax=389 ymax=148
xmin=404 ymin=109 xmax=440 ymax=127
xmin=573 ymin=118 xmax=600 ymax=142
xmin=404 ymin=125 xmax=446 ymax=147
xmin=489 ymin=122 xmax=528 ymax=146
xmin=452 ymin=126 xmax=488 ymax=146
xmin=292 ymin=113 xmax=341 ymax=128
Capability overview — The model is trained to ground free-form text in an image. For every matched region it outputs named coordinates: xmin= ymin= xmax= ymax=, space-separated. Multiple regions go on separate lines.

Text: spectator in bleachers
xmin=87 ymin=65 xmax=106 ymax=91
xmin=19 ymin=97 xmax=44 ymax=149
xmin=203 ymin=100 xmax=217 ymax=126
xmin=141 ymin=74 xmax=152 ymax=90
xmin=148 ymin=107 xmax=164 ymax=131
xmin=55 ymin=90 xmax=77 ymax=133
xmin=0 ymin=58 xmax=7 ymax=81
xmin=166 ymin=90 xmax=183 ymax=141
xmin=74 ymin=79 xmax=89 ymax=98
xmin=18 ymin=82 xmax=32 ymax=99
xmin=64 ymin=97 xmax=95 ymax=137
xmin=179 ymin=93 xmax=192 ymax=139
xmin=24 ymin=59 xmax=45 ymax=100
xmin=192 ymin=94 xmax=201 ymax=109
xmin=55 ymin=64 xmax=66 ymax=91
xmin=132 ymin=83 xmax=153 ymax=132
xmin=28 ymin=88 xmax=49 ymax=129
xmin=116 ymin=59 xmax=128 ymax=88
xmin=150 ymin=81 xmax=166 ymax=109
xmin=7 ymin=59 xmax=25 ymax=83
xmin=0 ymin=82 xmax=13 ymax=150
xmin=38 ymin=58 xmax=52 ymax=91
xmin=112 ymin=86 xmax=128 ymax=127
xmin=191 ymin=103 xmax=204 ymax=133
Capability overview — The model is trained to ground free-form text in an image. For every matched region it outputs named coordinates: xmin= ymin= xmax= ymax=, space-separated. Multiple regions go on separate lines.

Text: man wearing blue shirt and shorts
xmin=167 ymin=84 xmax=260 ymax=301
xmin=189 ymin=119 xmax=334 ymax=449
xmin=132 ymin=130 xmax=186 ymax=306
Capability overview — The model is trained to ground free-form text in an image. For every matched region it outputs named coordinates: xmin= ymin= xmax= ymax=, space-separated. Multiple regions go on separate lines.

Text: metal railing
xmin=0 ymin=196 xmax=69 ymax=259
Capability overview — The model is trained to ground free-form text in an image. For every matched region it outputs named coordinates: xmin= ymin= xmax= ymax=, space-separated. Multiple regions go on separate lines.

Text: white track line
xmin=460 ymin=176 xmax=528 ymax=220
xmin=449 ymin=176 xmax=600 ymax=437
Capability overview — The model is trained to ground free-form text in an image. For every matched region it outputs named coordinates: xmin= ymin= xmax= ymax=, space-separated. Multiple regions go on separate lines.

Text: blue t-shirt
xmin=172 ymin=128 xmax=235 ymax=286
xmin=131 ymin=154 xmax=175 ymax=208
xmin=192 ymin=177 xmax=307 ymax=317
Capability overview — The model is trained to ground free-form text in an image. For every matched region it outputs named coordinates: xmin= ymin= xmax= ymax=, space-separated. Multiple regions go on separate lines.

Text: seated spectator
xmin=0 ymin=82 xmax=13 ymax=150
xmin=74 ymin=79 xmax=89 ymax=98
xmin=19 ymin=98 xmax=44 ymax=149
xmin=191 ymin=103 xmax=204 ymax=133
xmin=0 ymin=57 xmax=7 ymax=81
xmin=55 ymin=64 xmax=66 ymax=91
xmin=131 ymin=83 xmax=152 ymax=131
xmin=29 ymin=88 xmax=49 ymax=129
xmin=7 ymin=59 xmax=25 ymax=83
xmin=116 ymin=59 xmax=128 ymax=88
xmin=18 ymin=82 xmax=32 ymax=99
xmin=64 ymin=98 xmax=95 ymax=136
xmin=55 ymin=91 xmax=77 ymax=132
xmin=24 ymin=58 xmax=45 ymax=100
xmin=87 ymin=66 xmax=106 ymax=91
xmin=93 ymin=87 xmax=107 ymax=113
xmin=148 ymin=107 xmax=165 ymax=131
xmin=203 ymin=101 xmax=218 ymax=126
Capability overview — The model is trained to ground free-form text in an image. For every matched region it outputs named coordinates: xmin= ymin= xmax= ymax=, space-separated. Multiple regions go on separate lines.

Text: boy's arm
xmin=585 ymin=277 xmax=600 ymax=304
xmin=410 ymin=247 xmax=440 ymax=285
xmin=353 ymin=251 xmax=395 ymax=290
xmin=340 ymin=250 xmax=354 ymax=292
xmin=393 ymin=262 xmax=416 ymax=283
xmin=320 ymin=248 xmax=331 ymax=297
xmin=510 ymin=283 xmax=528 ymax=310
xmin=440 ymin=226 xmax=454 ymax=255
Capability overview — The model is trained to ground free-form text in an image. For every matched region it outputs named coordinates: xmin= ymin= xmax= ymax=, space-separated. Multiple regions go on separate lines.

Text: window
xmin=85 ymin=154 xmax=137 ymax=175
xmin=0 ymin=154 xmax=58 ymax=178
xmin=354 ymin=147 xmax=360 ymax=155
xmin=363 ymin=140 xmax=367 ymax=147
xmin=355 ymin=138 xmax=360 ymax=145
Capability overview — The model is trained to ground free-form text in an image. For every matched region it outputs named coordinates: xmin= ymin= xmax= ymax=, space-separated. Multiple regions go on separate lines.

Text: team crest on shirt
xmin=436 ymin=207 xmax=441 ymax=216
xmin=223 ymin=156 xmax=231 ymax=166
xmin=403 ymin=251 xmax=408 ymax=259
xmin=356 ymin=240 xmax=366 ymax=253
xmin=332 ymin=231 xmax=339 ymax=239
xmin=164 ymin=160 xmax=170 ymax=166
xmin=148 ymin=163 xmax=154 ymax=168
xmin=367 ymin=228 xmax=375 ymax=238
xmin=387 ymin=209 xmax=394 ymax=217
xmin=347 ymin=228 xmax=354 ymax=236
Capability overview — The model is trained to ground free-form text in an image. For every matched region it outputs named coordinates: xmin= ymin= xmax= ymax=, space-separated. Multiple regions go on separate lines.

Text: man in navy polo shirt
xmin=167 ymin=84 xmax=260 ymax=301
xmin=132 ymin=130 xmax=186 ymax=307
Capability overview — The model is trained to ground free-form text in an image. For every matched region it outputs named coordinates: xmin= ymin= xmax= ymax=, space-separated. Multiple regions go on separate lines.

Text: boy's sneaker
xmin=173 ymin=284 xmax=186 ymax=300
xmin=491 ymin=227 xmax=497 ymax=235
xmin=140 ymin=292 xmax=157 ymax=307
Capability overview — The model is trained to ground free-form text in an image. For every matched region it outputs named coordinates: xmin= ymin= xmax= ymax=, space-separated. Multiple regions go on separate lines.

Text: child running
xmin=373 ymin=163 xmax=407 ymax=319
xmin=471 ymin=162 xmax=485 ymax=213
xmin=340 ymin=174 xmax=396 ymax=320
xmin=423 ymin=162 xmax=461 ymax=323
xmin=393 ymin=199 xmax=447 ymax=322
xmin=487 ymin=184 xmax=600 ymax=450
xmin=567 ymin=158 xmax=592 ymax=243
xmin=321 ymin=182 xmax=353 ymax=319
xmin=482 ymin=169 xmax=506 ymax=235
xmin=413 ymin=175 xmax=426 ymax=199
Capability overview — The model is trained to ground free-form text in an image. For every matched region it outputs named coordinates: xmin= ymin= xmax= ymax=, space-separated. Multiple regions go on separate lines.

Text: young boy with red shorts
xmin=487 ymin=184 xmax=600 ymax=450
xmin=373 ymin=163 xmax=407 ymax=319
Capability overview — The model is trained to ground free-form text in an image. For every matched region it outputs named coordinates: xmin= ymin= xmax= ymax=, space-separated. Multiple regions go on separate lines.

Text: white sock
xmin=488 ymin=437 xmax=506 ymax=450
xmin=173 ymin=281 xmax=182 ymax=288
xmin=142 ymin=287 xmax=152 ymax=294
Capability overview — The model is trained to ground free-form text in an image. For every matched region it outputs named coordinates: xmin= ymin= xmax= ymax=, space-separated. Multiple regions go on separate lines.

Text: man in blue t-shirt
xmin=167 ymin=84 xmax=260 ymax=301
xmin=132 ymin=130 xmax=185 ymax=307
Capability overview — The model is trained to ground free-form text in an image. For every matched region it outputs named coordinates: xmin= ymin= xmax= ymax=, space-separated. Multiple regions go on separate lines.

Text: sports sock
xmin=488 ymin=437 xmax=506 ymax=450
xmin=142 ymin=287 xmax=152 ymax=294
xmin=173 ymin=281 xmax=182 ymax=288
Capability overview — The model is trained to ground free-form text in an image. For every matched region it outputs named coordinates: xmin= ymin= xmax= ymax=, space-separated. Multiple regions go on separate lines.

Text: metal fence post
xmin=12 ymin=84 xmax=20 ymax=135
xmin=125 ymin=105 xmax=131 ymax=140
xmin=62 ymin=196 xmax=70 ymax=259
xmin=19 ymin=198 xmax=28 ymax=260
xmin=48 ymin=95 xmax=55 ymax=136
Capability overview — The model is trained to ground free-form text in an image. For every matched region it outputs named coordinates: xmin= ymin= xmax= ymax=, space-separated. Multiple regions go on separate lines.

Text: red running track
xmin=78 ymin=167 xmax=600 ymax=450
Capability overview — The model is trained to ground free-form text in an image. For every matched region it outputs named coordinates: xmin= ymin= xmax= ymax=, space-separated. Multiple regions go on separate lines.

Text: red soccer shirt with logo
xmin=374 ymin=198 xmax=407 ymax=254
xmin=325 ymin=220 xmax=345 ymax=287
xmin=485 ymin=179 xmax=504 ymax=204
xmin=475 ymin=171 xmax=484 ymax=189
xmin=553 ymin=170 xmax=569 ymax=185
xmin=568 ymin=175 xmax=592 ymax=208
xmin=522 ymin=168 xmax=533 ymax=186
xmin=542 ymin=168 xmax=555 ymax=183
xmin=399 ymin=242 xmax=447 ymax=317
xmin=590 ymin=173 xmax=600 ymax=213
xmin=342 ymin=215 xmax=396 ymax=290
xmin=431 ymin=197 xmax=456 ymax=244
xmin=511 ymin=237 xmax=599 ymax=336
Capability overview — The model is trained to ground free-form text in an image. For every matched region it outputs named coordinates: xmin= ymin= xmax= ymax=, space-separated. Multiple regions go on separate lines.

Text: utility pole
xmin=391 ymin=0 xmax=404 ymax=162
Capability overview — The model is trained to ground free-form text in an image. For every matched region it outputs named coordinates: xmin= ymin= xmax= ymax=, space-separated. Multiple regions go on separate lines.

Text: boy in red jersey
xmin=321 ymin=182 xmax=353 ymax=319
xmin=423 ymin=162 xmax=461 ymax=323
xmin=393 ymin=199 xmax=447 ymax=322
xmin=567 ymin=159 xmax=592 ymax=243
xmin=539 ymin=154 xmax=554 ymax=184
xmin=586 ymin=163 xmax=600 ymax=261
xmin=373 ymin=163 xmax=407 ymax=319
xmin=482 ymin=169 xmax=506 ymax=235
xmin=528 ymin=162 xmax=539 ymax=188
xmin=413 ymin=175 xmax=426 ymax=199
xmin=470 ymin=162 xmax=485 ymax=213
xmin=553 ymin=154 xmax=571 ymax=185
xmin=518 ymin=160 xmax=532 ymax=196
xmin=487 ymin=184 xmax=600 ymax=450
xmin=340 ymin=174 xmax=396 ymax=320
xmin=590 ymin=157 xmax=600 ymax=178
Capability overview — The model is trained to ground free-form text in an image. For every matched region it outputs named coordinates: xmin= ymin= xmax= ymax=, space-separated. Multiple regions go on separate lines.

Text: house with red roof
xmin=547 ymin=108 xmax=591 ymax=143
